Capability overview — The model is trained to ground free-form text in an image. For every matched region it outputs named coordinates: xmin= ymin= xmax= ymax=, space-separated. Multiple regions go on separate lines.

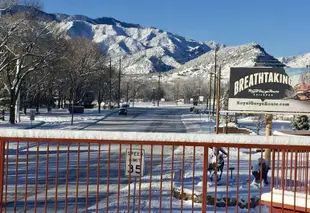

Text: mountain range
xmin=3 ymin=6 xmax=310 ymax=79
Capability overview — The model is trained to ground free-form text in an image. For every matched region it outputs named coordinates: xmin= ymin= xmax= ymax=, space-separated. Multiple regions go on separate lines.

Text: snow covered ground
xmin=0 ymin=108 xmax=117 ymax=130
xmin=0 ymin=106 xmax=303 ymax=213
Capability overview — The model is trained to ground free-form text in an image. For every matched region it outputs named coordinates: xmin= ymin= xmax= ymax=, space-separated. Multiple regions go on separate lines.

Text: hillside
xmin=279 ymin=53 xmax=310 ymax=68
xmin=165 ymin=43 xmax=284 ymax=82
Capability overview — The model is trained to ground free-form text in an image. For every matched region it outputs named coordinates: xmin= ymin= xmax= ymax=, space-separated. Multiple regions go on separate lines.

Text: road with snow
xmin=85 ymin=107 xmax=187 ymax=133
xmin=3 ymin=107 xmax=190 ymax=213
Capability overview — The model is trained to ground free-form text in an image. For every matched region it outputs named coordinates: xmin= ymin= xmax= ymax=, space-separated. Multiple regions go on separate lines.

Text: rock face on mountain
xmin=57 ymin=20 xmax=212 ymax=74
xmin=2 ymin=5 xmax=286 ymax=78
xmin=279 ymin=53 xmax=310 ymax=68
xmin=165 ymin=43 xmax=284 ymax=82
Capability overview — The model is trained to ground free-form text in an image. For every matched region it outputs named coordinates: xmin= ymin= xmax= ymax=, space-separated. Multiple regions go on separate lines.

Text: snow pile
xmin=279 ymin=53 xmax=310 ymax=68
xmin=0 ymin=108 xmax=116 ymax=130
xmin=261 ymin=188 xmax=310 ymax=209
xmin=1 ymin=128 xmax=310 ymax=146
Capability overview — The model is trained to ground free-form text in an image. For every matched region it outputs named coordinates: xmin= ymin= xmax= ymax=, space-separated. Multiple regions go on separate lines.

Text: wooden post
xmin=264 ymin=114 xmax=273 ymax=164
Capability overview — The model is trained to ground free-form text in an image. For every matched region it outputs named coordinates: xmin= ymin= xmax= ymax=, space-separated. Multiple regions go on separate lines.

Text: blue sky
xmin=42 ymin=0 xmax=309 ymax=57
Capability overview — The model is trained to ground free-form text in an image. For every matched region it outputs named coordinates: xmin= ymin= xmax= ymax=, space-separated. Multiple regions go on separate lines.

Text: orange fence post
xmin=201 ymin=146 xmax=208 ymax=213
xmin=0 ymin=140 xmax=5 ymax=211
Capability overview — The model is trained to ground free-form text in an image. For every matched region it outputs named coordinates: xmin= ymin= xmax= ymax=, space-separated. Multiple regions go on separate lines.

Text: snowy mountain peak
xmin=2 ymin=5 xmax=142 ymax=29
xmin=165 ymin=43 xmax=284 ymax=82
xmin=278 ymin=53 xmax=310 ymax=68
xmin=3 ymin=5 xmax=293 ymax=78
xmin=206 ymin=40 xmax=226 ymax=50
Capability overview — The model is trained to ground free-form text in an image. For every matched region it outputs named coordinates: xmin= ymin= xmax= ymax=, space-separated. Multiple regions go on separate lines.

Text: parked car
xmin=121 ymin=104 xmax=129 ymax=108
xmin=118 ymin=108 xmax=127 ymax=115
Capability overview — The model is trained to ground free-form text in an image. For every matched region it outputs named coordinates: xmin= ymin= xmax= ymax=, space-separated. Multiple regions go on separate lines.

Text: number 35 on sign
xmin=125 ymin=149 xmax=145 ymax=177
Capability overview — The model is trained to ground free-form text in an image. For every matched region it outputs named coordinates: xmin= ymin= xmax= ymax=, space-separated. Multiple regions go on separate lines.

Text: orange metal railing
xmin=0 ymin=136 xmax=309 ymax=212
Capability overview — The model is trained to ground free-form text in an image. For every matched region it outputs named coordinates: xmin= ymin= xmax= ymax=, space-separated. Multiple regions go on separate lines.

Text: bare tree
xmin=60 ymin=37 xmax=102 ymax=124
xmin=0 ymin=8 xmax=64 ymax=123
xmin=254 ymin=114 xmax=266 ymax=135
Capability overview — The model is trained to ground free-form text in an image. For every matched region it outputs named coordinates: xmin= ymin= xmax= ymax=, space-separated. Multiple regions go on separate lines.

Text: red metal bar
xmin=192 ymin=146 xmax=196 ymax=213
xmin=159 ymin=145 xmax=164 ymax=213
xmin=297 ymin=152 xmax=302 ymax=192
xmin=270 ymin=150 xmax=276 ymax=213
xmin=303 ymin=152 xmax=306 ymax=192
xmin=86 ymin=143 xmax=91 ymax=213
xmin=247 ymin=148 xmax=251 ymax=212
xmin=4 ymin=136 xmax=310 ymax=150
xmin=44 ymin=143 xmax=50 ymax=213
xmin=14 ymin=141 xmax=19 ymax=213
xmin=214 ymin=147 xmax=218 ymax=213
xmin=116 ymin=144 xmax=122 ymax=213
xmin=281 ymin=150 xmax=286 ymax=212
xmin=225 ymin=147 xmax=229 ymax=213
xmin=236 ymin=148 xmax=240 ymax=213
xmin=54 ymin=142 xmax=60 ymax=213
xmin=5 ymin=142 xmax=9 ymax=213
xmin=65 ymin=144 xmax=70 ymax=213
xmin=96 ymin=144 xmax=101 ymax=213
xmin=127 ymin=144 xmax=132 ymax=213
xmin=276 ymin=151 xmax=279 ymax=188
xmin=285 ymin=150 xmax=288 ymax=190
xmin=305 ymin=151 xmax=309 ymax=212
xmin=259 ymin=148 xmax=263 ymax=213
xmin=181 ymin=146 xmax=185 ymax=213
xmin=293 ymin=151 xmax=298 ymax=212
xmin=34 ymin=142 xmax=40 ymax=213
xmin=290 ymin=150 xmax=293 ymax=191
xmin=75 ymin=143 xmax=81 ymax=213
xmin=201 ymin=146 xmax=208 ymax=213
xmin=0 ymin=140 xmax=6 ymax=213
xmin=148 ymin=145 xmax=153 ymax=213
xmin=106 ymin=144 xmax=111 ymax=213
xmin=138 ymin=144 xmax=143 ymax=213
xmin=23 ymin=142 xmax=29 ymax=213
xmin=169 ymin=145 xmax=175 ymax=213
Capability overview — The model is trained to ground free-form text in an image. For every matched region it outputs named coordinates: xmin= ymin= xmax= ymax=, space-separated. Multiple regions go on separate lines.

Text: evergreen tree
xmin=292 ymin=115 xmax=310 ymax=130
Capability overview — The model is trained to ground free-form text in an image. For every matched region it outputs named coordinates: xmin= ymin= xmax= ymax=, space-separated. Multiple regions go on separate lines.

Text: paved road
xmin=3 ymin=107 xmax=189 ymax=213
xmin=85 ymin=107 xmax=187 ymax=133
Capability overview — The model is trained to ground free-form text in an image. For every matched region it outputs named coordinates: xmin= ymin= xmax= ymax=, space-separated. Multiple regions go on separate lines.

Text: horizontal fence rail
xmin=0 ymin=133 xmax=309 ymax=213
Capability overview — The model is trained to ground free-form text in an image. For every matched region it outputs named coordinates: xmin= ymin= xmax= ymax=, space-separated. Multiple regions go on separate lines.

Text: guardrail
xmin=0 ymin=130 xmax=309 ymax=213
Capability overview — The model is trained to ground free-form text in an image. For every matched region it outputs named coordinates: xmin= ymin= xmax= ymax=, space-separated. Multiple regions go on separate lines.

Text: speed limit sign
xmin=125 ymin=149 xmax=145 ymax=177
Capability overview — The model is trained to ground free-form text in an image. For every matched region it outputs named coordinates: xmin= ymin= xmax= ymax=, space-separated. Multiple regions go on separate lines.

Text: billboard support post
xmin=264 ymin=114 xmax=273 ymax=164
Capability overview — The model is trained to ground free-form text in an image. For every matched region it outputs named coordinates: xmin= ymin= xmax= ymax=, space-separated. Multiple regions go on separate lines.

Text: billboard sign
xmin=228 ymin=67 xmax=310 ymax=113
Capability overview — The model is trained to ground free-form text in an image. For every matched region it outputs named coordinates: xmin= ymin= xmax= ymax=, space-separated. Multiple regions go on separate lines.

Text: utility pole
xmin=213 ymin=49 xmax=217 ymax=116
xmin=118 ymin=58 xmax=121 ymax=108
xmin=126 ymin=82 xmax=129 ymax=103
xmin=215 ymin=65 xmax=221 ymax=134
xmin=209 ymin=72 xmax=212 ymax=115
xmin=109 ymin=58 xmax=112 ymax=109
xmin=157 ymin=72 xmax=161 ymax=107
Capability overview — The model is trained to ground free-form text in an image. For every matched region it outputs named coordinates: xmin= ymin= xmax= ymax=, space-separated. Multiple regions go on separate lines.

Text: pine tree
xmin=292 ymin=115 xmax=310 ymax=130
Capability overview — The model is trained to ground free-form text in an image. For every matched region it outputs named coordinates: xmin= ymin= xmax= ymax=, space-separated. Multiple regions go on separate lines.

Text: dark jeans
xmin=252 ymin=170 xmax=269 ymax=184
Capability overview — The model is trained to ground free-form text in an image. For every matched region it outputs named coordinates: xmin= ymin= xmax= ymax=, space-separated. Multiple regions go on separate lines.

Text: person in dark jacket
xmin=251 ymin=158 xmax=270 ymax=185
xmin=208 ymin=147 xmax=227 ymax=181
